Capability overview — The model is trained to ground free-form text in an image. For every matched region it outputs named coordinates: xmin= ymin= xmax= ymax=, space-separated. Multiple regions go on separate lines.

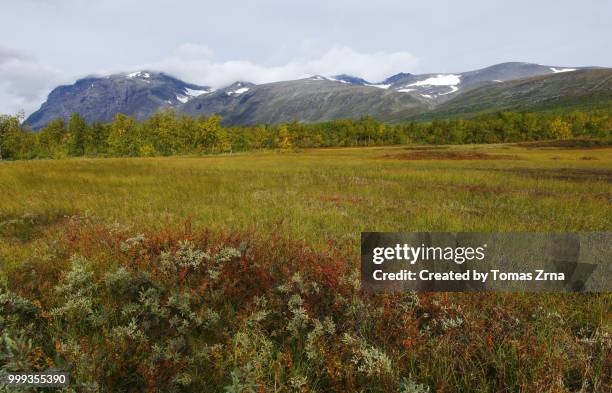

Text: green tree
xmin=107 ymin=114 xmax=139 ymax=156
xmin=37 ymin=118 xmax=68 ymax=158
xmin=0 ymin=114 xmax=21 ymax=159
xmin=194 ymin=115 xmax=223 ymax=153
xmin=246 ymin=125 xmax=268 ymax=149
xmin=549 ymin=118 xmax=572 ymax=140
xmin=276 ymin=125 xmax=292 ymax=150
xmin=87 ymin=122 xmax=109 ymax=155
xmin=147 ymin=110 xmax=180 ymax=155
xmin=67 ymin=113 xmax=88 ymax=156
xmin=569 ymin=111 xmax=587 ymax=136
xmin=215 ymin=128 xmax=232 ymax=153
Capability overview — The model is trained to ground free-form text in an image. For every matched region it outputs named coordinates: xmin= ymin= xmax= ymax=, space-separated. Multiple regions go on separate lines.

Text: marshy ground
xmin=0 ymin=143 xmax=610 ymax=392
xmin=1 ymin=143 xmax=610 ymax=247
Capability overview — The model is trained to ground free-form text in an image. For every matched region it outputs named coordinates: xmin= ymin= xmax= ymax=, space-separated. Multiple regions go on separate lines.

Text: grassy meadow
xmin=0 ymin=143 xmax=611 ymax=392
xmin=1 ymin=143 xmax=611 ymax=244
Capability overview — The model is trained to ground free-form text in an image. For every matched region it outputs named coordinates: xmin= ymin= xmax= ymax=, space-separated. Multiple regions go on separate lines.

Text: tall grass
xmin=1 ymin=144 xmax=610 ymax=246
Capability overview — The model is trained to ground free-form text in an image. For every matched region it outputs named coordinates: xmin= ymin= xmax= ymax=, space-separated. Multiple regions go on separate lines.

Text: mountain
xmin=368 ymin=62 xmax=591 ymax=103
xmin=424 ymin=68 xmax=612 ymax=118
xmin=25 ymin=71 xmax=211 ymax=130
xmin=24 ymin=62 xmax=609 ymax=129
xmin=179 ymin=76 xmax=428 ymax=125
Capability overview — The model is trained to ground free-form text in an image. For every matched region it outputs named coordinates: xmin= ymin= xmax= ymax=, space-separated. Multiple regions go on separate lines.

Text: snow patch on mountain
xmin=176 ymin=87 xmax=213 ymax=104
xmin=408 ymin=74 xmax=461 ymax=87
xmin=185 ymin=87 xmax=212 ymax=97
xmin=438 ymin=86 xmax=459 ymax=95
xmin=328 ymin=76 xmax=348 ymax=84
xmin=550 ymin=67 xmax=576 ymax=73
xmin=127 ymin=71 xmax=150 ymax=79
xmin=227 ymin=87 xmax=250 ymax=96
xmin=367 ymin=83 xmax=391 ymax=89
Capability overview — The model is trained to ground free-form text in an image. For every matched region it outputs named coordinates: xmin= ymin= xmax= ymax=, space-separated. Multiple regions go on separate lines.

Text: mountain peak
xmin=221 ymin=81 xmax=255 ymax=96
xmin=383 ymin=72 xmax=413 ymax=85
xmin=307 ymin=75 xmax=329 ymax=81
xmin=225 ymin=81 xmax=254 ymax=88
xmin=330 ymin=74 xmax=369 ymax=85
xmin=125 ymin=70 xmax=153 ymax=79
xmin=25 ymin=70 xmax=210 ymax=129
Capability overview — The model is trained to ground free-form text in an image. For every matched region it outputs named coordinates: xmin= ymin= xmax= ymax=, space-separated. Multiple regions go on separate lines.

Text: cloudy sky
xmin=1 ymin=0 xmax=610 ymax=115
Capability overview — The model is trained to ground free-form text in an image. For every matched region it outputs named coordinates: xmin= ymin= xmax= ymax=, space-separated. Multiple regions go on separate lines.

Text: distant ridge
xmin=25 ymin=62 xmax=610 ymax=129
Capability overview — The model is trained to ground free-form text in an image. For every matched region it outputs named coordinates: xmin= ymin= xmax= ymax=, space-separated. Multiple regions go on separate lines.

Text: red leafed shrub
xmin=1 ymin=220 xmax=610 ymax=392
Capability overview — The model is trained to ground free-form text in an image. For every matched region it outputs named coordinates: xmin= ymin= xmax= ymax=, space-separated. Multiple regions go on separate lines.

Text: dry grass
xmin=379 ymin=151 xmax=516 ymax=160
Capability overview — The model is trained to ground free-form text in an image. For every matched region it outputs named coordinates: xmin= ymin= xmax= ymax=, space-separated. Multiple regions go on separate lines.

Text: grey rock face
xmin=25 ymin=71 xmax=210 ymax=130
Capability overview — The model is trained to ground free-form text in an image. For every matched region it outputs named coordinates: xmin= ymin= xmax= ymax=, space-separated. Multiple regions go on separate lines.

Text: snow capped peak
xmin=550 ymin=67 xmax=576 ymax=73
xmin=126 ymin=71 xmax=151 ymax=79
xmin=309 ymin=75 xmax=328 ymax=81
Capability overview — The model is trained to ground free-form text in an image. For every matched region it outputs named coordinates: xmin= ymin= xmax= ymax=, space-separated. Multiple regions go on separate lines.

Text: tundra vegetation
xmin=0 ymin=112 xmax=610 ymax=391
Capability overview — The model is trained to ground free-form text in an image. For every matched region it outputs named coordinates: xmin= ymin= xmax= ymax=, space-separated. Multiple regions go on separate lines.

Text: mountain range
xmin=25 ymin=62 xmax=612 ymax=129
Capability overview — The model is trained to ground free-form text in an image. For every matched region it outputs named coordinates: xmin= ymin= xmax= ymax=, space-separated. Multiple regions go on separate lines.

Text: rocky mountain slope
xmin=179 ymin=76 xmax=428 ymax=125
xmin=426 ymin=69 xmax=612 ymax=118
xmin=24 ymin=62 xmax=609 ymax=129
xmin=340 ymin=62 xmax=590 ymax=103
xmin=25 ymin=71 xmax=211 ymax=130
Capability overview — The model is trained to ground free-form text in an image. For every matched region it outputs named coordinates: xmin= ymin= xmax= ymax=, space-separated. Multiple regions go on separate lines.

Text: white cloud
xmin=0 ymin=45 xmax=64 ymax=116
xmin=138 ymin=44 xmax=419 ymax=88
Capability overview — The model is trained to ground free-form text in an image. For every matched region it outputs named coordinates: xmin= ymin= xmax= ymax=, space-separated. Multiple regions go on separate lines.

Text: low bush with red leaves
xmin=1 ymin=219 xmax=610 ymax=392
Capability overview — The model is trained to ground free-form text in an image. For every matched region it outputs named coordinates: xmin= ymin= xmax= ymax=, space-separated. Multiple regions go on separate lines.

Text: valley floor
xmin=1 ymin=143 xmax=610 ymax=246
xmin=0 ymin=143 xmax=610 ymax=391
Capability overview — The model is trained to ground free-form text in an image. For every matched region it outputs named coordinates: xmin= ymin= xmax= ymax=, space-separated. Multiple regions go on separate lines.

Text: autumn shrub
xmin=0 ymin=220 xmax=610 ymax=392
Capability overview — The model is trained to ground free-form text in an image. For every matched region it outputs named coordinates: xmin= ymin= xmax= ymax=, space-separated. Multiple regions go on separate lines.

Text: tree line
xmin=0 ymin=109 xmax=609 ymax=160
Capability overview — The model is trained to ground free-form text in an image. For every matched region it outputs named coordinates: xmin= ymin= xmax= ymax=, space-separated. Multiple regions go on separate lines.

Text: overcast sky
xmin=1 ymin=0 xmax=610 ymax=115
